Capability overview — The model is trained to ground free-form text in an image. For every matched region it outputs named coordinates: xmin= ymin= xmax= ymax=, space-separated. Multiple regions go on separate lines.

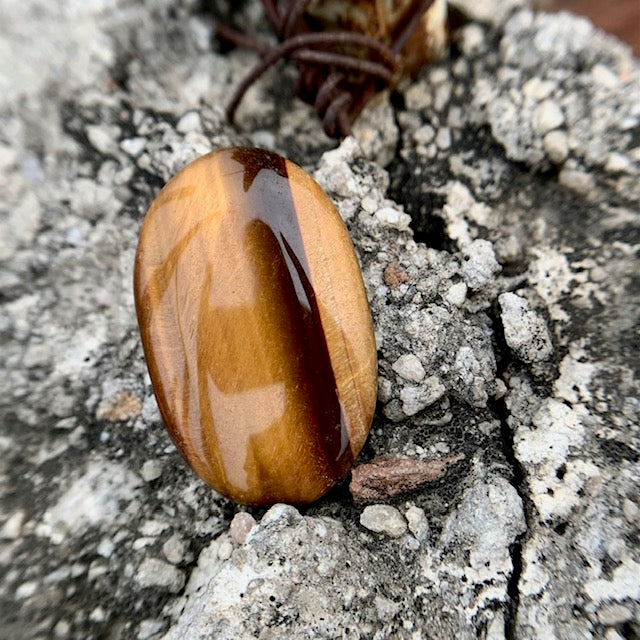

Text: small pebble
xmin=522 ymin=78 xmax=555 ymax=101
xmin=533 ymin=100 xmax=565 ymax=136
xmin=89 ymin=607 xmax=105 ymax=623
xmin=351 ymin=454 xmax=464 ymax=502
xmin=605 ymin=152 xmax=632 ymax=173
xmin=457 ymin=24 xmax=485 ymax=54
xmin=16 ymin=581 xmax=38 ymax=599
xmin=498 ymin=292 xmax=553 ymax=363
xmin=404 ymin=81 xmax=432 ymax=110
xmin=120 ymin=137 xmax=146 ymax=157
xmin=54 ymin=620 xmax=71 ymax=638
xmin=360 ymin=505 xmax=407 ymax=538
xmin=405 ymin=506 xmax=429 ymax=541
xmin=176 ymin=111 xmax=202 ymax=134
xmin=435 ymin=127 xmax=451 ymax=150
xmin=399 ymin=376 xmax=446 ymax=416
xmin=543 ymin=130 xmax=569 ymax=164
xmin=445 ymin=282 xmax=467 ymax=307
xmin=250 ymin=130 xmax=276 ymax=150
xmin=392 ymin=354 xmax=426 ymax=383
xmin=461 ymin=240 xmax=500 ymax=290
xmin=230 ymin=512 xmax=257 ymax=546
xmin=592 ymin=64 xmax=619 ymax=89
xmin=96 ymin=391 xmax=142 ymax=422
xmin=377 ymin=377 xmax=393 ymax=404
xmin=375 ymin=207 xmax=411 ymax=231
xmin=413 ymin=125 xmax=435 ymax=145
xmin=135 ymin=558 xmax=185 ymax=593
xmin=559 ymin=168 xmax=595 ymax=193
xmin=96 ymin=538 xmax=115 ymax=558
xmin=162 ymin=534 xmax=187 ymax=564
xmin=1 ymin=510 xmax=25 ymax=539
xmin=141 ymin=459 xmax=163 ymax=482
xmin=86 ymin=125 xmax=120 ymax=155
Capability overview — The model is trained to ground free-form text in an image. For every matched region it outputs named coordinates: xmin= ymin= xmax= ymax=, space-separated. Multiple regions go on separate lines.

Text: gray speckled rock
xmin=498 ymin=292 xmax=553 ymax=363
xmin=1 ymin=1 xmax=638 ymax=639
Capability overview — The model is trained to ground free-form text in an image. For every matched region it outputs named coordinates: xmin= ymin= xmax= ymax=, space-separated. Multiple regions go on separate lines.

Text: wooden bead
xmin=134 ymin=148 xmax=377 ymax=506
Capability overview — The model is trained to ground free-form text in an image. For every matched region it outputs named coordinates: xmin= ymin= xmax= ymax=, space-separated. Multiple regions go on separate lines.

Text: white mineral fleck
xmin=435 ymin=127 xmax=451 ymax=150
xmin=375 ymin=207 xmax=412 ymax=231
xmin=1 ymin=510 xmax=25 ymax=540
xmin=120 ymin=137 xmax=146 ymax=157
xmin=176 ymin=111 xmax=202 ymax=134
xmin=543 ymin=130 xmax=569 ymax=163
xmin=583 ymin=558 xmax=640 ymax=604
xmin=533 ymin=100 xmax=565 ymax=136
xmin=217 ymin=540 xmax=233 ymax=561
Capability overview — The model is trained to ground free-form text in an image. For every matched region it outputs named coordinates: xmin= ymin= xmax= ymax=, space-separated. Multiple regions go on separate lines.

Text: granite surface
xmin=1 ymin=1 xmax=638 ymax=638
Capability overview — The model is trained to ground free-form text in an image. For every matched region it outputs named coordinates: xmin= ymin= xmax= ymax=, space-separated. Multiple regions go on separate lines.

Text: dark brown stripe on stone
xmin=229 ymin=148 xmax=354 ymax=480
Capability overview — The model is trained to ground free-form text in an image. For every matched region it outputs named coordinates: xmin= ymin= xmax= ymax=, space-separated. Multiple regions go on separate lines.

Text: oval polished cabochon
xmin=134 ymin=148 xmax=377 ymax=506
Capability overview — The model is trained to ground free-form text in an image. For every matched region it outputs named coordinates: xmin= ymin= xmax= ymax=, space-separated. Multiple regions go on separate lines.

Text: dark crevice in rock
xmin=495 ymin=397 xmax=529 ymax=640
xmin=386 ymin=160 xmax=453 ymax=252
xmin=389 ymin=89 xmax=407 ymax=176
xmin=621 ymin=621 xmax=640 ymax=640
xmin=488 ymin=307 xmax=535 ymax=639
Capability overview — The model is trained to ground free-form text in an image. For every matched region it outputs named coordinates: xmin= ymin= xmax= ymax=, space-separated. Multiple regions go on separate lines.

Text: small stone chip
xmin=405 ymin=506 xmax=429 ymax=541
xmin=176 ymin=111 xmax=202 ymax=134
xmin=384 ymin=261 xmax=410 ymax=287
xmin=359 ymin=505 xmax=407 ymax=538
xmin=230 ymin=512 xmax=257 ymax=546
xmin=135 ymin=558 xmax=185 ymax=593
xmin=86 ymin=124 xmax=120 ymax=155
xmin=375 ymin=207 xmax=412 ymax=231
xmin=1 ymin=510 xmax=25 ymax=540
xmin=445 ymin=282 xmax=467 ymax=307
xmin=392 ymin=354 xmax=426 ymax=383
xmin=399 ymin=376 xmax=446 ymax=416
xmin=461 ymin=240 xmax=500 ymax=290
xmin=543 ymin=130 xmax=569 ymax=164
xmin=498 ymin=292 xmax=553 ymax=362
xmin=141 ymin=459 xmax=163 ymax=482
xmin=120 ymin=137 xmax=146 ymax=157
xmin=162 ymin=534 xmax=187 ymax=564
xmin=533 ymin=100 xmax=565 ymax=136
xmin=350 ymin=454 xmax=465 ymax=502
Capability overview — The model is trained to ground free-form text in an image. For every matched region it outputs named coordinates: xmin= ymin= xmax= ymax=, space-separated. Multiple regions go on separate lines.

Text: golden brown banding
xmin=134 ymin=147 xmax=377 ymax=506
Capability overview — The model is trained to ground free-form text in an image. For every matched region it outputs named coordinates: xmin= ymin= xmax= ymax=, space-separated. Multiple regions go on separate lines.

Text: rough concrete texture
xmin=0 ymin=1 xmax=638 ymax=639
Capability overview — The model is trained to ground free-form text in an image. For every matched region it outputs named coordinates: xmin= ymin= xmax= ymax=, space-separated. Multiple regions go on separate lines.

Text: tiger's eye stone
xmin=134 ymin=147 xmax=377 ymax=506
